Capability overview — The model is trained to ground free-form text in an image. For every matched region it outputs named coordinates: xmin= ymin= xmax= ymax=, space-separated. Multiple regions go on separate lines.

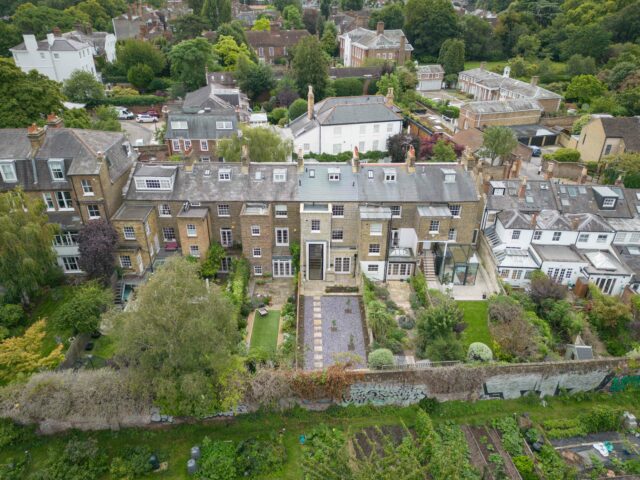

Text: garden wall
xmin=542 ymin=159 xmax=586 ymax=182
xmin=337 ymin=358 xmax=637 ymax=407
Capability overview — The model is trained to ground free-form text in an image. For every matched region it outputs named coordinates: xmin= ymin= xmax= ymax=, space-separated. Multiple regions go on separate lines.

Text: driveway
xmin=119 ymin=120 xmax=163 ymax=146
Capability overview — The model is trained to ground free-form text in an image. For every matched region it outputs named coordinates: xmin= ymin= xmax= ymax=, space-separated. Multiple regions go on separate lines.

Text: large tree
xmin=169 ymin=38 xmax=215 ymax=91
xmin=212 ymin=35 xmax=252 ymax=71
xmin=112 ymin=257 xmax=243 ymax=416
xmin=116 ymin=39 xmax=166 ymax=75
xmin=52 ymin=281 xmax=112 ymax=334
xmin=560 ymin=23 xmax=611 ymax=63
xmin=368 ymin=3 xmax=404 ymax=30
xmin=283 ymin=4 xmax=304 ymax=29
xmin=78 ymin=218 xmax=118 ymax=281
xmin=62 ymin=70 xmax=105 ymax=103
xmin=0 ymin=22 xmax=22 ymax=58
xmin=0 ymin=59 xmax=65 ymax=128
xmin=320 ymin=21 xmax=338 ymax=57
xmin=0 ymin=189 xmax=58 ymax=305
xmin=172 ymin=13 xmax=209 ymax=41
xmin=292 ymin=36 xmax=329 ymax=99
xmin=201 ymin=0 xmax=231 ymax=30
xmin=437 ymin=38 xmax=465 ymax=83
xmin=236 ymin=54 xmax=275 ymax=101
xmin=217 ymin=126 xmax=292 ymax=162
xmin=462 ymin=15 xmax=502 ymax=61
xmin=404 ymin=0 xmax=460 ymax=60
xmin=480 ymin=126 xmax=518 ymax=166
xmin=565 ymin=74 xmax=606 ymax=105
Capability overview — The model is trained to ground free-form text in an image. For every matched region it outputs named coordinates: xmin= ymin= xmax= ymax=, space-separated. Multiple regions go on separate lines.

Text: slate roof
xmin=165 ymin=113 xmax=238 ymax=141
xmin=417 ymin=64 xmax=444 ymax=75
xmin=340 ymin=27 xmax=413 ymax=52
xmin=462 ymin=99 xmax=542 ymax=114
xmin=460 ymin=68 xmax=561 ymax=100
xmin=536 ymin=209 xmax=572 ymax=230
xmin=600 ymin=117 xmax=640 ymax=152
xmin=564 ymin=213 xmax=613 ymax=232
xmin=112 ymin=204 xmax=154 ymax=221
xmin=329 ymin=66 xmax=383 ymax=79
xmin=0 ymin=129 xmax=31 ymax=159
xmin=62 ymin=30 xmax=111 ymax=53
xmin=182 ymin=84 xmax=246 ymax=113
xmin=11 ymin=37 xmax=87 ymax=52
xmin=532 ymin=244 xmax=586 ymax=263
xmin=486 ymin=180 xmax=558 ymax=212
xmin=289 ymin=95 xmax=401 ymax=137
xmin=553 ymin=184 xmax=632 ymax=218
xmin=616 ymin=246 xmax=640 ymax=278
xmin=497 ymin=209 xmax=531 ymax=229
xmin=245 ymin=29 xmax=309 ymax=48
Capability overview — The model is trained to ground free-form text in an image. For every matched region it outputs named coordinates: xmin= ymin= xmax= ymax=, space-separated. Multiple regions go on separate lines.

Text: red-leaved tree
xmin=78 ymin=219 xmax=119 ymax=282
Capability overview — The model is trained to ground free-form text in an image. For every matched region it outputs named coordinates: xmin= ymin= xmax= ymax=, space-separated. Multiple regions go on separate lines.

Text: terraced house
xmin=0 ymin=118 xmax=135 ymax=274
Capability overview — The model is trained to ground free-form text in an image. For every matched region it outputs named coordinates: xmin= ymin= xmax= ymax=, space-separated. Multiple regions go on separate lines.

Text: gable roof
xmin=340 ymin=27 xmax=413 ymax=51
xmin=165 ymin=113 xmax=238 ymax=140
xmin=459 ymin=68 xmax=561 ymax=100
xmin=600 ymin=117 xmax=640 ymax=152
xmin=462 ymin=99 xmax=543 ymax=114
xmin=183 ymin=84 xmax=238 ymax=113
xmin=245 ymin=29 xmax=309 ymax=48
xmin=11 ymin=37 xmax=88 ymax=52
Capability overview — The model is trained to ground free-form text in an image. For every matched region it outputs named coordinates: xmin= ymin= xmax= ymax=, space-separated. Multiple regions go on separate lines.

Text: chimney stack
xmin=385 ymin=87 xmax=394 ymax=107
xmin=376 ymin=21 xmax=384 ymax=35
xmin=406 ymin=144 xmax=416 ymax=173
xmin=480 ymin=61 xmax=486 ymax=70
xmin=241 ymin=144 xmax=249 ymax=174
xmin=53 ymin=26 xmax=62 ymax=37
xmin=127 ymin=4 xmax=133 ymax=20
xmin=530 ymin=76 xmax=539 ymax=87
xmin=307 ymin=85 xmax=314 ymax=120
xmin=518 ymin=176 xmax=528 ymax=198
xmin=398 ymin=35 xmax=406 ymax=64
xmin=46 ymin=33 xmax=55 ymax=46
xmin=351 ymin=146 xmax=360 ymax=173
xmin=96 ymin=151 xmax=104 ymax=165
xmin=27 ymin=123 xmax=45 ymax=151
xmin=46 ymin=113 xmax=63 ymax=129
xmin=579 ymin=166 xmax=588 ymax=184
xmin=545 ymin=162 xmax=554 ymax=180
xmin=297 ymin=147 xmax=304 ymax=174
xmin=531 ymin=212 xmax=538 ymax=228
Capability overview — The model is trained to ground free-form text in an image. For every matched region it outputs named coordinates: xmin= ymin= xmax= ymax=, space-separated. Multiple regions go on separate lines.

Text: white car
xmin=116 ymin=108 xmax=134 ymax=120
xmin=136 ymin=114 xmax=158 ymax=123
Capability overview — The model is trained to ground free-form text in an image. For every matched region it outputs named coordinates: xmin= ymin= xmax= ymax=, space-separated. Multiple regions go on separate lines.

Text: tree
xmin=340 ymin=0 xmax=363 ymax=11
xmin=236 ymin=54 xmax=274 ymax=101
xmin=320 ymin=0 xmax=331 ymax=18
xmin=424 ymin=334 xmax=465 ymax=361
xmin=513 ymin=34 xmax=540 ymax=58
xmin=200 ymin=242 xmax=226 ymax=279
xmin=252 ymin=17 xmax=271 ymax=31
xmin=368 ymin=348 xmax=394 ymax=369
xmin=201 ymin=0 xmax=231 ymax=30
xmin=0 ymin=59 xmax=65 ymax=128
xmin=217 ymin=126 xmax=292 ymax=162
xmin=92 ymin=106 xmax=121 ymax=132
xmin=462 ymin=15 xmax=501 ymax=61
xmin=288 ymin=98 xmax=307 ymax=119
xmin=112 ymin=257 xmax=243 ymax=416
xmin=116 ymin=39 xmax=166 ymax=75
xmin=78 ymin=218 xmax=118 ymax=281
xmin=62 ymin=108 xmax=92 ymax=129
xmin=333 ymin=77 xmax=364 ymax=96
xmin=561 ymin=23 xmax=611 ymax=63
xmin=494 ymin=10 xmax=535 ymax=57
xmin=274 ymin=0 xmax=301 ymax=13
xmin=303 ymin=9 xmax=319 ymax=34
xmin=431 ymin=139 xmax=457 ymax=162
xmin=602 ymin=153 xmax=640 ymax=188
xmin=320 ymin=20 xmax=338 ymax=57
xmin=216 ymin=21 xmax=250 ymax=49
xmin=0 ymin=22 xmax=22 ymax=57
xmin=127 ymin=64 xmax=154 ymax=91
xmin=292 ymin=36 xmax=329 ymax=99
xmin=404 ymin=0 xmax=459 ymax=60
xmin=565 ymin=74 xmax=606 ymax=105
xmin=0 ymin=189 xmax=58 ymax=305
xmin=213 ymin=35 xmax=252 ymax=71
xmin=566 ymin=54 xmax=597 ymax=77
xmin=172 ymin=13 xmax=209 ymax=41
xmin=12 ymin=3 xmax=80 ymax=38
xmin=438 ymin=38 xmax=465 ymax=79
xmin=480 ymin=126 xmax=518 ymax=166
xmin=369 ymin=3 xmax=404 ymax=30
xmin=52 ymin=281 xmax=111 ymax=334
xmin=386 ymin=133 xmax=420 ymax=162
xmin=169 ymin=38 xmax=215 ymax=91
xmin=0 ymin=320 xmax=65 ymax=384
xmin=274 ymin=76 xmax=300 ymax=107
xmin=366 ymin=300 xmax=395 ymax=340
xmin=607 ymin=62 xmax=637 ymax=90
xmin=282 ymin=5 xmax=303 ymax=29
xmin=417 ymin=299 xmax=463 ymax=341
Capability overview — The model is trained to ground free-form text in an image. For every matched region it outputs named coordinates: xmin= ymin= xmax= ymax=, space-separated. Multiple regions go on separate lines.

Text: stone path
xmin=312 ymin=296 xmax=323 ymax=369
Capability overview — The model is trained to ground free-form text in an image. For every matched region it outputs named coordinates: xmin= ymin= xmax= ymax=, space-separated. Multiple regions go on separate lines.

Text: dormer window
xmin=134 ymin=177 xmax=173 ymax=190
xmin=273 ymin=169 xmax=286 ymax=182
xmin=0 ymin=161 xmax=17 ymax=183
xmin=48 ymin=159 xmax=65 ymax=181
xmin=204 ymin=169 xmax=211 ymax=177
xmin=328 ymin=168 xmax=341 ymax=182
xmin=255 ymin=171 xmax=263 ymax=180
xmin=367 ymin=170 xmax=374 ymax=179
xmin=216 ymin=121 xmax=233 ymax=130
xmin=493 ymin=188 xmax=505 ymax=196
xmin=602 ymin=197 xmax=616 ymax=208
xmin=219 ymin=169 xmax=231 ymax=181
xmin=309 ymin=169 xmax=315 ymax=178
xmin=442 ymin=168 xmax=456 ymax=183
xmin=384 ymin=169 xmax=396 ymax=182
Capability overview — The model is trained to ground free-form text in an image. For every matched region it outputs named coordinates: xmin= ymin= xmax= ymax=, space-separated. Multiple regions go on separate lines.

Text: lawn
xmin=458 ymin=300 xmax=492 ymax=348
xmin=2 ymin=390 xmax=640 ymax=479
xmin=250 ymin=310 xmax=280 ymax=352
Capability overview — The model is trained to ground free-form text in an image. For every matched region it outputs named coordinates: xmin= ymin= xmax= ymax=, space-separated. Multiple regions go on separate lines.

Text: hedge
xmin=543 ymin=147 xmax=580 ymax=163
xmin=303 ymin=150 xmax=388 ymax=162
xmin=418 ymin=96 xmax=460 ymax=119
xmin=86 ymin=95 xmax=165 ymax=107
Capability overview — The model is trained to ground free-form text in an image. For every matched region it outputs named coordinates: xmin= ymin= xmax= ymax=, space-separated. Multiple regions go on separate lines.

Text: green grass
xmin=2 ymin=391 xmax=639 ymax=479
xmin=458 ymin=301 xmax=491 ymax=348
xmin=250 ymin=310 xmax=280 ymax=352
xmin=24 ymin=286 xmax=74 ymax=356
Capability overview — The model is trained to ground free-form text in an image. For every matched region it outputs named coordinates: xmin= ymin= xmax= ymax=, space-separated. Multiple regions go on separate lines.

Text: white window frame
xmin=390 ymin=205 xmax=401 ymax=217
xmin=273 ymin=259 xmax=292 ymax=277
xmin=0 ymin=161 xmax=18 ymax=183
xmin=275 ymin=205 xmax=288 ymax=218
xmin=596 ymin=234 xmax=608 ymax=244
xmin=172 ymin=139 xmax=181 ymax=151
xmin=533 ymin=230 xmax=542 ymax=241
xmin=367 ymin=264 xmax=379 ymax=273
xmin=123 ymin=226 xmax=136 ymax=240
xmin=251 ymin=225 xmax=261 ymax=236
xmin=43 ymin=193 xmax=55 ymax=210
xmin=216 ymin=121 xmax=233 ymax=130
xmin=369 ymin=243 xmax=380 ymax=255
xmin=254 ymin=265 xmax=263 ymax=276
xmin=335 ymin=257 xmax=351 ymax=274
xmin=200 ymin=139 xmax=208 ymax=151
xmin=120 ymin=255 xmax=132 ymax=268
xmin=332 ymin=229 xmax=344 ymax=241
xmin=159 ymin=204 xmax=171 ymax=217
xmin=87 ymin=204 xmax=100 ymax=219
xmin=162 ymin=227 xmax=176 ymax=241
xmin=217 ymin=204 xmax=230 ymax=217
xmin=184 ymin=139 xmax=192 ymax=150
xmin=48 ymin=159 xmax=65 ymax=181
xmin=56 ymin=191 xmax=73 ymax=210
xmin=332 ymin=204 xmax=344 ymax=217
xmin=220 ymin=228 xmax=232 ymax=246
xmin=602 ymin=197 xmax=616 ymax=208
xmin=186 ymin=224 xmax=197 ymax=237
xmin=449 ymin=204 xmax=461 ymax=217
xmin=429 ymin=220 xmax=440 ymax=234
xmin=253 ymin=247 xmax=262 ymax=258
xmin=273 ymin=169 xmax=287 ymax=182
xmin=189 ymin=245 xmax=200 ymax=257
xmin=512 ymin=230 xmax=521 ymax=240
xmin=62 ymin=256 xmax=80 ymax=272
xmin=218 ymin=169 xmax=231 ymax=181
xmin=578 ymin=233 xmax=589 ymax=243
xmin=370 ymin=223 xmax=382 ymax=236
xmin=275 ymin=227 xmax=289 ymax=246
xmin=220 ymin=257 xmax=232 ymax=272
xmin=552 ymin=231 xmax=561 ymax=242
xmin=81 ymin=179 xmax=94 ymax=195
xmin=311 ymin=219 xmax=320 ymax=232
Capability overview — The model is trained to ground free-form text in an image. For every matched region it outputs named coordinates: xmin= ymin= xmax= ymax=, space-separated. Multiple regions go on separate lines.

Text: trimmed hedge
xmin=543 ymin=147 xmax=580 ymax=163
xmin=87 ymin=95 xmax=165 ymax=107
xmin=303 ymin=150 xmax=388 ymax=162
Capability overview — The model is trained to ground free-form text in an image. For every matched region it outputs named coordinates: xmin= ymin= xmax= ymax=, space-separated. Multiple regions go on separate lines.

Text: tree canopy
xmin=201 ymin=0 xmax=231 ymax=30
xmin=217 ymin=126 xmax=292 ymax=163
xmin=112 ymin=257 xmax=243 ymax=416
xmin=213 ymin=35 xmax=252 ymax=71
xmin=236 ymin=54 xmax=275 ymax=101
xmin=404 ymin=0 xmax=460 ymax=61
xmin=62 ymin=70 xmax=105 ymax=103
xmin=369 ymin=3 xmax=404 ymax=30
xmin=116 ymin=39 xmax=166 ymax=75
xmin=78 ymin=218 xmax=119 ymax=281
xmin=52 ymin=281 xmax=111 ymax=334
xmin=169 ymin=38 xmax=215 ymax=91
xmin=292 ymin=36 xmax=329 ymax=99
xmin=480 ymin=126 xmax=518 ymax=166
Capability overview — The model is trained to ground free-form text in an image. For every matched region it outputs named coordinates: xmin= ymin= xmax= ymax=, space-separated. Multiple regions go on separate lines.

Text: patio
xmin=429 ymin=263 xmax=499 ymax=300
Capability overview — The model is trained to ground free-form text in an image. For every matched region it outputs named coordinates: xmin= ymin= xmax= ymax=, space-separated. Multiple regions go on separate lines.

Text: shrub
xmin=544 ymin=147 xmax=581 ymax=163
xmin=0 ymin=419 xmax=33 ymax=450
xmin=236 ymin=436 xmax=286 ymax=476
xmin=109 ymin=446 xmax=154 ymax=479
xmin=582 ymin=406 xmax=622 ymax=433
xmin=467 ymin=342 xmax=493 ymax=362
xmin=368 ymin=348 xmax=394 ymax=369
xmin=512 ymin=456 xmax=536 ymax=480
xmin=0 ymin=304 xmax=24 ymax=328
xmin=33 ymin=438 xmax=108 ymax=480
xmin=197 ymin=438 xmax=237 ymax=480
xmin=425 ymin=334 xmax=465 ymax=361
xmin=398 ymin=315 xmax=415 ymax=329
xmin=410 ymin=274 xmax=428 ymax=308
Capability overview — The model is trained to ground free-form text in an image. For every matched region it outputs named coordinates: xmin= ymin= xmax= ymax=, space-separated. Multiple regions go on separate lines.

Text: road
xmin=119 ymin=119 xmax=163 ymax=146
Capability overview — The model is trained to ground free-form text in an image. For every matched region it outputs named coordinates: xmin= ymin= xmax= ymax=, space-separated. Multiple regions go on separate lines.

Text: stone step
xmin=314 ymin=331 xmax=322 ymax=338
xmin=314 ymin=345 xmax=322 ymax=352
xmin=314 ymin=353 xmax=323 ymax=361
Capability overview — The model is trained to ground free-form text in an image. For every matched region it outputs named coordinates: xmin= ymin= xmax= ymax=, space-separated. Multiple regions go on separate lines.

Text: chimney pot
xmin=46 ymin=113 xmax=63 ymax=128
xmin=518 ymin=176 xmax=528 ymax=198
xmin=352 ymin=146 xmax=360 ymax=173
xmin=307 ymin=85 xmax=314 ymax=120
xmin=530 ymin=76 xmax=539 ymax=87
xmin=27 ymin=123 xmax=46 ymax=150
xmin=376 ymin=21 xmax=384 ymax=35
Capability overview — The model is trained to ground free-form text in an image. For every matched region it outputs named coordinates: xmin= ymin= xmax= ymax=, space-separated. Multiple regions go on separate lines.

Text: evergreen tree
xmin=201 ymin=0 xmax=232 ymax=30
xmin=292 ymin=36 xmax=329 ymax=99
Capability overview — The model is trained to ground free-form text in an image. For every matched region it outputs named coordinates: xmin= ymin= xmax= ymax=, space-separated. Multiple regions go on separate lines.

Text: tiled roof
xmin=460 ymin=68 xmax=561 ymax=100
xmin=341 ymin=27 xmax=413 ymax=51
xmin=462 ymin=99 xmax=542 ymax=114
xmin=245 ymin=29 xmax=309 ymax=48
xmin=600 ymin=117 xmax=640 ymax=152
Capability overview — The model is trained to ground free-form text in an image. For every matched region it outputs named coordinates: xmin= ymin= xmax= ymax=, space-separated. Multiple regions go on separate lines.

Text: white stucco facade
xmin=297 ymin=120 xmax=402 ymax=155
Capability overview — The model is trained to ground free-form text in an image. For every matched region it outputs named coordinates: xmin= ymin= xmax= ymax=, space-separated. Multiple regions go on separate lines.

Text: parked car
xmin=531 ymin=146 xmax=542 ymax=157
xmin=136 ymin=114 xmax=158 ymax=123
xmin=116 ymin=108 xmax=134 ymax=120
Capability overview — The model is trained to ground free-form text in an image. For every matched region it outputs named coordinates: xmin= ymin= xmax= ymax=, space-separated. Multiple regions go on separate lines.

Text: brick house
xmin=339 ymin=22 xmax=413 ymax=68
xmin=576 ymin=116 xmax=640 ymax=162
xmin=245 ymin=26 xmax=309 ymax=64
xmin=0 ymin=117 xmax=135 ymax=274
xmin=458 ymin=99 xmax=543 ymax=130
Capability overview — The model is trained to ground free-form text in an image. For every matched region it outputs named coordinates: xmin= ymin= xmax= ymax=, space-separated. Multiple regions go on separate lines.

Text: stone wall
xmin=542 ymin=159 xmax=587 ymax=182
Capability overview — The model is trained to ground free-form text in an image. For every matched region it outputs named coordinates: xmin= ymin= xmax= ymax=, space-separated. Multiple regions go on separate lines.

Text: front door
xmin=308 ymin=244 xmax=324 ymax=280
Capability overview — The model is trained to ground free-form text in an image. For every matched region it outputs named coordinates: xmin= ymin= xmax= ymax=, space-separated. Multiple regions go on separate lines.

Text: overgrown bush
xmin=109 ymin=446 xmax=154 ymax=479
xmin=0 ymin=419 xmax=33 ymax=450
xmin=425 ymin=334 xmax=465 ymax=361
xmin=543 ymin=148 xmax=580 ymax=163
xmin=467 ymin=342 xmax=493 ymax=362
xmin=0 ymin=305 xmax=24 ymax=329
xmin=32 ymin=438 xmax=107 ymax=480
xmin=236 ymin=435 xmax=286 ymax=477
xmin=409 ymin=274 xmax=428 ymax=308
xmin=368 ymin=348 xmax=394 ymax=369
xmin=512 ymin=455 xmax=536 ymax=480
xmin=197 ymin=438 xmax=236 ymax=480
xmin=582 ymin=406 xmax=622 ymax=433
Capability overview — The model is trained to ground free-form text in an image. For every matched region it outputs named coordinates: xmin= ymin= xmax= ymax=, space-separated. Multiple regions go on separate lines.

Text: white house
xmin=288 ymin=87 xmax=403 ymax=155
xmin=416 ymin=64 xmax=444 ymax=92
xmin=11 ymin=34 xmax=98 ymax=82
xmin=63 ymin=30 xmax=117 ymax=63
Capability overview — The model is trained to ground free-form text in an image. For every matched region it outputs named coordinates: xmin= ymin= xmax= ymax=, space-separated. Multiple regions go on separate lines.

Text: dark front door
xmin=308 ymin=243 xmax=324 ymax=280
